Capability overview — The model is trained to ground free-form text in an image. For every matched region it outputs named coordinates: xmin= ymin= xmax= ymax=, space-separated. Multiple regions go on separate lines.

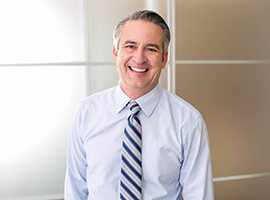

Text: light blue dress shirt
xmin=65 ymin=85 xmax=214 ymax=200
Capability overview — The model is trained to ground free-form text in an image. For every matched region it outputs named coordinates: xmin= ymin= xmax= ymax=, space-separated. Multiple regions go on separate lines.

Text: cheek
xmin=149 ymin=54 xmax=164 ymax=64
xmin=149 ymin=58 xmax=164 ymax=70
xmin=117 ymin=51 xmax=130 ymax=63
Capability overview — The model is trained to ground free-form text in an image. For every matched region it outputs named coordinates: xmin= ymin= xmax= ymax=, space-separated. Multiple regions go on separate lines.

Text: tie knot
xmin=128 ymin=100 xmax=141 ymax=115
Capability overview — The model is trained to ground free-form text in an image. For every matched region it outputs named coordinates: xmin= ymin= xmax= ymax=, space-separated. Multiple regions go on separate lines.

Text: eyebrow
xmin=123 ymin=40 xmax=161 ymax=50
xmin=123 ymin=40 xmax=137 ymax=45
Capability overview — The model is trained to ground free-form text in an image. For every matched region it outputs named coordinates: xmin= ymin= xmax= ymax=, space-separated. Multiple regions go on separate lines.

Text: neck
xmin=119 ymin=84 xmax=157 ymax=100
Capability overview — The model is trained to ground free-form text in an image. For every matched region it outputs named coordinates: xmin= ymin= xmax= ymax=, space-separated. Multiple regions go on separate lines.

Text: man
xmin=65 ymin=10 xmax=214 ymax=200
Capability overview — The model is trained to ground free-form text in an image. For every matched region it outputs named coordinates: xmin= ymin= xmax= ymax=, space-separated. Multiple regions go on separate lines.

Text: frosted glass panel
xmin=86 ymin=65 xmax=119 ymax=94
xmin=0 ymin=66 xmax=86 ymax=199
xmin=0 ymin=0 xmax=85 ymax=64
xmin=175 ymin=0 xmax=270 ymax=59
xmin=88 ymin=0 xmax=168 ymax=62
xmin=214 ymin=176 xmax=270 ymax=200
xmin=175 ymin=64 xmax=270 ymax=177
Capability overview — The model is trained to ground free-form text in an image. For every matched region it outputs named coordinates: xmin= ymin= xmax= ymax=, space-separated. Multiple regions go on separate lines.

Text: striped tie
xmin=120 ymin=101 xmax=142 ymax=200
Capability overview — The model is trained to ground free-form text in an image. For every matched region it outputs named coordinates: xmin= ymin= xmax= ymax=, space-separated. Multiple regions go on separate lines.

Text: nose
xmin=133 ymin=48 xmax=147 ymax=64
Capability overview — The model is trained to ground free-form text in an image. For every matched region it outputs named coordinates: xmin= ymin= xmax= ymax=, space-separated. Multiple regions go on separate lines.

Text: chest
xmin=82 ymin=113 xmax=183 ymax=186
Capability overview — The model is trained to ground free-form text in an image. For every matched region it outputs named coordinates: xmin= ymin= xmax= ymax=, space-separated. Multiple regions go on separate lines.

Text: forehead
xmin=120 ymin=20 xmax=164 ymax=45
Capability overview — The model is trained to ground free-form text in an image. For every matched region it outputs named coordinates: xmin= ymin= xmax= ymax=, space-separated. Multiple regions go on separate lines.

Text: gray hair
xmin=112 ymin=10 xmax=171 ymax=54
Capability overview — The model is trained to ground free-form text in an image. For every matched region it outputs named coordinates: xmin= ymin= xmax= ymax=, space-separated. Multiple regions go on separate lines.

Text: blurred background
xmin=0 ymin=0 xmax=269 ymax=199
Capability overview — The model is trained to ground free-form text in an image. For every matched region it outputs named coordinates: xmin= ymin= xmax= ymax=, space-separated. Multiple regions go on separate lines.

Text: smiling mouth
xmin=129 ymin=66 xmax=149 ymax=73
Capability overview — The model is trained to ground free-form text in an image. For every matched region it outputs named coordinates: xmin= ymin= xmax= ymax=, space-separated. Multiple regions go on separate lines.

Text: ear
xmin=112 ymin=47 xmax=118 ymax=62
xmin=161 ymin=52 xmax=168 ymax=68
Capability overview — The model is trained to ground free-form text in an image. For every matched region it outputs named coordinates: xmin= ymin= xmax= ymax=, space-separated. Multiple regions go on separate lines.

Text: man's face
xmin=112 ymin=20 xmax=168 ymax=99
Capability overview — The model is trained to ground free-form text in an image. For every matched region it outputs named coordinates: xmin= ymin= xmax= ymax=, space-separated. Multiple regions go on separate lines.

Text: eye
xmin=147 ymin=47 xmax=158 ymax=52
xmin=124 ymin=44 xmax=136 ymax=49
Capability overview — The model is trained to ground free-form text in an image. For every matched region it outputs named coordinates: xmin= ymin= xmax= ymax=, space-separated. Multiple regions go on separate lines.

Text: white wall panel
xmin=0 ymin=66 xmax=86 ymax=199
xmin=0 ymin=0 xmax=85 ymax=64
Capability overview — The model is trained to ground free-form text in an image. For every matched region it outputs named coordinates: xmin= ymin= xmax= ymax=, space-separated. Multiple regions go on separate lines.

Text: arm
xmin=65 ymin=103 xmax=89 ymax=200
xmin=180 ymin=116 xmax=214 ymax=200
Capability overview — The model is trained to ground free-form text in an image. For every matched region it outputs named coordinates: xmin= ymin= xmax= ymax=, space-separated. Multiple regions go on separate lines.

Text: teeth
xmin=130 ymin=66 xmax=147 ymax=73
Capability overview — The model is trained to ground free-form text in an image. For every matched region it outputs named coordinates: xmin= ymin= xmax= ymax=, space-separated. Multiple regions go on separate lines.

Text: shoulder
xmin=82 ymin=87 xmax=116 ymax=104
xmin=160 ymin=89 xmax=201 ymax=118
xmin=159 ymin=89 xmax=205 ymax=131
xmin=160 ymin=89 xmax=208 ymax=141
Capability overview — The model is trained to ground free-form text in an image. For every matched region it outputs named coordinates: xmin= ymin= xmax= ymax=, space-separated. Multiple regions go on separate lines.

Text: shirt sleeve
xmin=180 ymin=115 xmax=214 ymax=200
xmin=65 ymin=102 xmax=89 ymax=200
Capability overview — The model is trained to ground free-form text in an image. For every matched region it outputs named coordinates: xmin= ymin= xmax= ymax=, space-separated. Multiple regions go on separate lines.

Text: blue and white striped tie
xmin=120 ymin=101 xmax=142 ymax=200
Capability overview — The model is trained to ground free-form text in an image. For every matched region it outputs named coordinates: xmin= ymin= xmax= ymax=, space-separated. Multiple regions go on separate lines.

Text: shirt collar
xmin=114 ymin=86 xmax=131 ymax=114
xmin=114 ymin=85 xmax=162 ymax=117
